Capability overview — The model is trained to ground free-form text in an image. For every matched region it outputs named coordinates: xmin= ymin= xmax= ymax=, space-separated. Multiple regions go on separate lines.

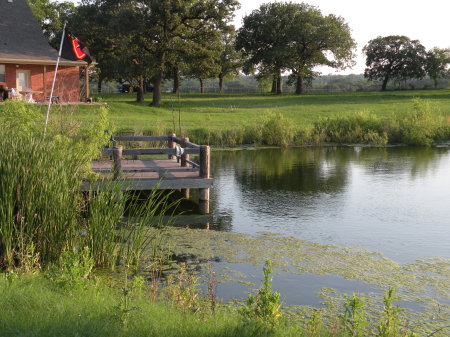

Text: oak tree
xmin=425 ymin=47 xmax=450 ymax=88
xmin=236 ymin=2 xmax=355 ymax=94
xmin=363 ymin=35 xmax=427 ymax=91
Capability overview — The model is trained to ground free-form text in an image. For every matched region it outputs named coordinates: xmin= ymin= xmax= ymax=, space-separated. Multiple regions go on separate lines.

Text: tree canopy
xmin=236 ymin=2 xmax=356 ymax=94
xmin=67 ymin=0 xmax=238 ymax=103
xmin=363 ymin=35 xmax=427 ymax=91
xmin=27 ymin=0 xmax=75 ymax=48
xmin=425 ymin=47 xmax=450 ymax=88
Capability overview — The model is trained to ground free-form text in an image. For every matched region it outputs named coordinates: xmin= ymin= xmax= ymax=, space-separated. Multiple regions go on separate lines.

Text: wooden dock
xmin=82 ymin=134 xmax=212 ymax=213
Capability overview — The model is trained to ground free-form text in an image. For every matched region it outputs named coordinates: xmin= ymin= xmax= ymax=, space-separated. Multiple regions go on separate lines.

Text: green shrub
xmin=312 ymin=112 xmax=388 ymax=146
xmin=400 ymin=99 xmax=440 ymax=146
xmin=261 ymin=112 xmax=295 ymax=146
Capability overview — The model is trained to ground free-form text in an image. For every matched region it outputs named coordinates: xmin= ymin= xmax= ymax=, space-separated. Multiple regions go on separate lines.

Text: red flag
xmin=61 ymin=30 xmax=92 ymax=64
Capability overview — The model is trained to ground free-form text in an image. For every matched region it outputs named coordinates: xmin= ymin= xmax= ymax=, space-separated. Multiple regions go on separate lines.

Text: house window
xmin=0 ymin=65 xmax=5 ymax=83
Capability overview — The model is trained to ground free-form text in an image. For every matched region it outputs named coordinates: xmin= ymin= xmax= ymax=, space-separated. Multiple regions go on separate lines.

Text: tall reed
xmin=0 ymin=129 xmax=83 ymax=268
xmin=0 ymin=101 xmax=176 ymax=271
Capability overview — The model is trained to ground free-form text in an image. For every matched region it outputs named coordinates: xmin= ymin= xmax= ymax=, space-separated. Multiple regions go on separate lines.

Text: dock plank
xmin=82 ymin=178 xmax=213 ymax=191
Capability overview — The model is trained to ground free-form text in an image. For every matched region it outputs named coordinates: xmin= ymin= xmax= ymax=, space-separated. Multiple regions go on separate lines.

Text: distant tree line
xmin=27 ymin=0 xmax=450 ymax=103
xmin=363 ymin=35 xmax=450 ymax=91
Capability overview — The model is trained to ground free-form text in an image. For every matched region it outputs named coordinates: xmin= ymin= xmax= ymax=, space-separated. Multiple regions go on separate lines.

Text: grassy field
xmin=2 ymin=89 xmax=448 ymax=145
xmin=79 ymin=90 xmax=450 ymax=133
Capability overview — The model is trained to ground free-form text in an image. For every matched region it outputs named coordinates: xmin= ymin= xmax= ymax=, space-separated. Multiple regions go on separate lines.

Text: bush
xmin=399 ymin=99 xmax=440 ymax=146
xmin=312 ymin=111 xmax=388 ymax=146
xmin=260 ymin=112 xmax=295 ymax=147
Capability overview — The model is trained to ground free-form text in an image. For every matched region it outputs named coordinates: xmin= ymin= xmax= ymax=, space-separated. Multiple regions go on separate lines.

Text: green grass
xmin=81 ymin=90 xmax=450 ymax=132
xmin=0 ymin=273 xmax=324 ymax=337
xmin=2 ymin=90 xmax=450 ymax=145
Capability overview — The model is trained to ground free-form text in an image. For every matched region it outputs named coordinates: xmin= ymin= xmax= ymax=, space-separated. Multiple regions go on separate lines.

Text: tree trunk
xmin=381 ymin=76 xmax=389 ymax=91
xmin=97 ymin=76 xmax=102 ymax=94
xmin=173 ymin=67 xmax=180 ymax=94
xmin=152 ymin=74 xmax=163 ymax=105
xmin=295 ymin=74 xmax=304 ymax=94
xmin=276 ymin=73 xmax=282 ymax=94
xmin=219 ymin=73 xmax=224 ymax=93
xmin=199 ymin=78 xmax=205 ymax=94
xmin=136 ymin=77 xmax=144 ymax=102
xmin=271 ymin=78 xmax=277 ymax=93
xmin=152 ymin=52 xmax=166 ymax=105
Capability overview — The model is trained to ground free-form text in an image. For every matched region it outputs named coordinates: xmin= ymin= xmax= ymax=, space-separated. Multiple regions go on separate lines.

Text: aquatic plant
xmin=306 ymin=309 xmax=324 ymax=337
xmin=340 ymin=293 xmax=369 ymax=337
xmin=0 ymin=101 xmax=175 ymax=272
xmin=166 ymin=262 xmax=201 ymax=314
xmin=377 ymin=288 xmax=417 ymax=337
xmin=241 ymin=260 xmax=282 ymax=326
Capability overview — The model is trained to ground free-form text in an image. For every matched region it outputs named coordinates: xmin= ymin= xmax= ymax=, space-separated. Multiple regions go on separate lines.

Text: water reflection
xmin=208 ymin=146 xmax=450 ymax=262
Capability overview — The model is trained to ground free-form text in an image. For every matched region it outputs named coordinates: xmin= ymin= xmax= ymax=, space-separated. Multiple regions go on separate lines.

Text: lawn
xmin=76 ymin=90 xmax=450 ymax=133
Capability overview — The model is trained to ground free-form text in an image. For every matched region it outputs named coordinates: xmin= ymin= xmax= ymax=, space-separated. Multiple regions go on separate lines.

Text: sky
xmin=66 ymin=0 xmax=450 ymax=75
xmin=234 ymin=0 xmax=450 ymax=75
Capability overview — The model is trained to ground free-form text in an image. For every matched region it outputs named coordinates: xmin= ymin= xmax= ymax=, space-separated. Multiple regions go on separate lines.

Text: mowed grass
xmin=73 ymin=90 xmax=450 ymax=132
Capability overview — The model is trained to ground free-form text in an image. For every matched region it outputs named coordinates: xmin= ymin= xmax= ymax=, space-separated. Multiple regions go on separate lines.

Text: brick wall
xmin=2 ymin=63 xmax=81 ymax=102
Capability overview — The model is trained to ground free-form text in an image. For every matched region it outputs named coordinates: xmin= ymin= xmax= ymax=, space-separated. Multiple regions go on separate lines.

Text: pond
xmin=203 ymin=146 xmax=450 ymax=263
xmin=165 ymin=146 xmax=450 ymax=320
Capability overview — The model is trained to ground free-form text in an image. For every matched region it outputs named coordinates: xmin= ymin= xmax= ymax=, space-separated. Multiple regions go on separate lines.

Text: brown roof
xmin=0 ymin=0 xmax=85 ymax=66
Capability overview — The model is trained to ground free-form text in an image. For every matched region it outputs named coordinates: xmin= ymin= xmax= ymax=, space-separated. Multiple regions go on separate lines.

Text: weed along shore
xmin=1 ymin=100 xmax=449 ymax=337
xmin=54 ymin=91 xmax=450 ymax=147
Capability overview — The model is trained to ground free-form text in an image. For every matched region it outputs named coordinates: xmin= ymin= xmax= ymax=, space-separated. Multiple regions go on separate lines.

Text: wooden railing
xmin=101 ymin=134 xmax=210 ymax=181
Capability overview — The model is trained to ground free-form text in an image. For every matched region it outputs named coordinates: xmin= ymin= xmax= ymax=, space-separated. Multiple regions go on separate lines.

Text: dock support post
xmin=181 ymin=137 xmax=190 ymax=199
xmin=199 ymin=145 xmax=210 ymax=214
xmin=168 ymin=133 xmax=176 ymax=160
xmin=112 ymin=145 xmax=123 ymax=180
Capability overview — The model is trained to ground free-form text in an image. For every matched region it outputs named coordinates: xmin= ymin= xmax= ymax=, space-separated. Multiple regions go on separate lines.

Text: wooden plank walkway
xmin=86 ymin=158 xmax=213 ymax=190
xmin=82 ymin=134 xmax=212 ymax=213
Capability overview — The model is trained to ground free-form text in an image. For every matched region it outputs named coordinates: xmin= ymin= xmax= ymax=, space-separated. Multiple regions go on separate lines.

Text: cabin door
xmin=16 ymin=70 xmax=30 ymax=91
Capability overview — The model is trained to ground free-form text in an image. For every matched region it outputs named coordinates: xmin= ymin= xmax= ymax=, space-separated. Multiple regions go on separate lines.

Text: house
xmin=0 ymin=0 xmax=87 ymax=102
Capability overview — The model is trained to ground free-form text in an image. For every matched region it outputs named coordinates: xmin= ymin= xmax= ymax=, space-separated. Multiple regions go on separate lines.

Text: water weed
xmin=306 ymin=309 xmax=324 ymax=337
xmin=377 ymin=288 xmax=417 ymax=337
xmin=241 ymin=260 xmax=282 ymax=326
xmin=340 ymin=293 xmax=369 ymax=337
xmin=166 ymin=263 xmax=201 ymax=314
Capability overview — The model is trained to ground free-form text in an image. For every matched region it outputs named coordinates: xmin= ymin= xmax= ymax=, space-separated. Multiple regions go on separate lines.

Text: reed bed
xmin=0 ymin=101 xmax=175 ymax=271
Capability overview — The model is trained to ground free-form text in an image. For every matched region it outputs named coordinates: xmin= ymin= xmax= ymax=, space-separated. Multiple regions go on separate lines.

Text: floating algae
xmin=152 ymin=228 xmax=450 ymax=336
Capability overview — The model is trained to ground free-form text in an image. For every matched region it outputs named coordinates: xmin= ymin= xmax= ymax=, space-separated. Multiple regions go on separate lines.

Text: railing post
xmin=199 ymin=145 xmax=210 ymax=214
xmin=181 ymin=137 xmax=190 ymax=199
xmin=199 ymin=145 xmax=210 ymax=179
xmin=112 ymin=145 xmax=123 ymax=180
xmin=168 ymin=133 xmax=176 ymax=160
xmin=181 ymin=137 xmax=189 ymax=167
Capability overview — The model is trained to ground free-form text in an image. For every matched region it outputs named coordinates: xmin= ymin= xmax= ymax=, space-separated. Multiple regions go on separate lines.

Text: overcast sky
xmin=234 ymin=0 xmax=450 ymax=75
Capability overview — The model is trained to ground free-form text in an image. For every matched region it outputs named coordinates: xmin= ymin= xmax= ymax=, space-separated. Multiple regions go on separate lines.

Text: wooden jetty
xmin=82 ymin=134 xmax=212 ymax=213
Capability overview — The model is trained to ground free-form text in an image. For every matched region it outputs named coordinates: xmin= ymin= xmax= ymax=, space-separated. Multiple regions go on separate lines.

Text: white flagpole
xmin=44 ymin=21 xmax=67 ymax=136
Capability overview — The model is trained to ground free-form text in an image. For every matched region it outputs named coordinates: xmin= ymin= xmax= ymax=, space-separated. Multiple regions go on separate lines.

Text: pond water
xmin=201 ymin=146 xmax=450 ymax=264
xmin=168 ymin=146 xmax=450 ymax=312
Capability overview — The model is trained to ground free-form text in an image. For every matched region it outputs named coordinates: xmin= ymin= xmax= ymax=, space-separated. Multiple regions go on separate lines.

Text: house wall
xmin=1 ymin=63 xmax=80 ymax=102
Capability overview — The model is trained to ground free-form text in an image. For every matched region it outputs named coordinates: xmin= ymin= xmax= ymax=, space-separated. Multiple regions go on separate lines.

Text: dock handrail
xmin=103 ymin=134 xmax=209 ymax=180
